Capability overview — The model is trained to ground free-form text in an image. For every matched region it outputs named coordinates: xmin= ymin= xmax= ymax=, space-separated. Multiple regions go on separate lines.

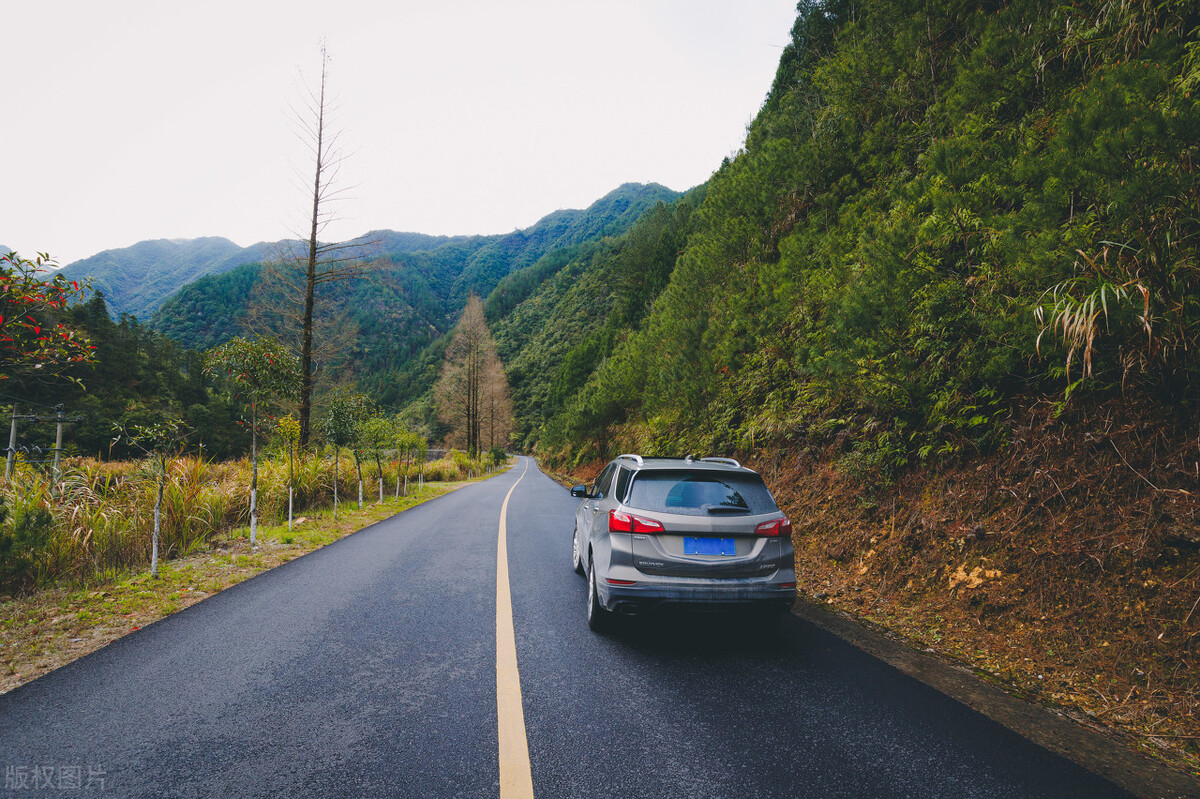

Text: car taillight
xmin=755 ymin=517 xmax=793 ymax=537
xmin=609 ymin=510 xmax=665 ymax=534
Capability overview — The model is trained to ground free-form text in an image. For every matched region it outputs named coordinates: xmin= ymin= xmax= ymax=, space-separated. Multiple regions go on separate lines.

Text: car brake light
xmin=609 ymin=510 xmax=665 ymax=534
xmin=755 ymin=517 xmax=793 ymax=537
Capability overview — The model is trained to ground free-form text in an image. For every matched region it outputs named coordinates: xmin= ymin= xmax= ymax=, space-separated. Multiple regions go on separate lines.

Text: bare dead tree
xmin=275 ymin=42 xmax=380 ymax=447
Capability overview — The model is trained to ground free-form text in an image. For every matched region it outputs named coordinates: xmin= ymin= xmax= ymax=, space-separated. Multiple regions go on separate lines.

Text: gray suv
xmin=570 ymin=454 xmax=796 ymax=631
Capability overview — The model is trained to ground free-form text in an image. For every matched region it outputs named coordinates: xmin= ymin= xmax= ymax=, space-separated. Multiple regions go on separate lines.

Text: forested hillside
xmin=57 ymin=233 xmax=464 ymax=322
xmin=523 ymin=1 xmax=1199 ymax=464
xmin=57 ymin=237 xmax=254 ymax=320
xmin=2 ymin=183 xmax=677 ymax=467
xmin=489 ymin=189 xmax=703 ymax=445
xmin=6 ymin=291 xmax=247 ymax=461
xmin=490 ymin=0 xmax=1200 ymax=771
xmin=150 ymin=182 xmax=679 ymax=411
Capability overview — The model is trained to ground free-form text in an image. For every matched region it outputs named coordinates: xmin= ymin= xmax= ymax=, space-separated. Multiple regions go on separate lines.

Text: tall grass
xmin=0 ymin=448 xmax=490 ymax=593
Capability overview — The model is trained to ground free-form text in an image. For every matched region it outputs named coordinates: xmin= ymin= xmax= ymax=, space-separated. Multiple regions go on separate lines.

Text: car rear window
xmin=625 ymin=471 xmax=778 ymax=516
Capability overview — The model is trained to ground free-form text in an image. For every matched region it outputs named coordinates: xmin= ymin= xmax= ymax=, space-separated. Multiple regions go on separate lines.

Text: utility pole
xmin=2 ymin=403 xmax=81 ymax=483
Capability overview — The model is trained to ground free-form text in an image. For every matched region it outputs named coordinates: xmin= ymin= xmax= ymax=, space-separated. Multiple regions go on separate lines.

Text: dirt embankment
xmin=752 ymin=396 xmax=1200 ymax=775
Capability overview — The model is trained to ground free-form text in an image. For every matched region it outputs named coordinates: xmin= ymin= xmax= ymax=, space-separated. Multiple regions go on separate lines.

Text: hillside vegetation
xmin=491 ymin=0 xmax=1200 ymax=772
xmin=150 ymin=183 xmax=679 ymax=412
xmin=57 ymin=237 xmax=258 ymax=320
xmin=523 ymin=1 xmax=1199 ymax=462
xmin=56 ymin=232 xmax=461 ymax=321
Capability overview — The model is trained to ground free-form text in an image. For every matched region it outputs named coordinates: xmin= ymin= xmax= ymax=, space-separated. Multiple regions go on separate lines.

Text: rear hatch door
xmin=629 ymin=511 xmax=781 ymax=578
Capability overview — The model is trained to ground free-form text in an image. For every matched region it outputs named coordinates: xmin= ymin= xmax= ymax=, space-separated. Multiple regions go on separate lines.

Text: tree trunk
xmin=152 ymin=455 xmax=164 ymax=578
xmin=332 ymin=446 xmax=339 ymax=521
xmin=298 ymin=74 xmax=324 ymax=448
xmin=250 ymin=403 xmax=259 ymax=546
xmin=354 ymin=450 xmax=364 ymax=509
xmin=288 ymin=441 xmax=295 ymax=531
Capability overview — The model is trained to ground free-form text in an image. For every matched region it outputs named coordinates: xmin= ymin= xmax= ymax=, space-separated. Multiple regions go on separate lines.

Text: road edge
xmin=790 ymin=597 xmax=1200 ymax=799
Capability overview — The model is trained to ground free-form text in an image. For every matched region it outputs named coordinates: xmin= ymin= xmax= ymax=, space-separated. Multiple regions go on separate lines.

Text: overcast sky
xmin=4 ymin=1 xmax=798 ymax=265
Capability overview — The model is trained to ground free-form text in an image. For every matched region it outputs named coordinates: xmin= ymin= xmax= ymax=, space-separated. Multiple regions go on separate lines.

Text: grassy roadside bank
xmin=0 ymin=476 xmax=487 ymax=695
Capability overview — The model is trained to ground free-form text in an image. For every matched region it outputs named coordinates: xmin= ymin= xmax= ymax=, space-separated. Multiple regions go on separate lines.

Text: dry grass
xmin=0 ymin=449 xmax=494 ymax=590
xmin=0 ymin=476 xmax=483 ymax=695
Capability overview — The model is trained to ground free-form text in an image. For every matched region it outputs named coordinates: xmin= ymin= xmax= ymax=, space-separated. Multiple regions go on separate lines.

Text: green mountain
xmin=55 ymin=232 xmax=462 ymax=321
xmin=488 ymin=190 xmax=704 ymax=446
xmin=149 ymin=183 xmax=680 ymax=406
xmin=56 ymin=237 xmax=249 ymax=320
xmin=500 ymin=0 xmax=1200 ymax=464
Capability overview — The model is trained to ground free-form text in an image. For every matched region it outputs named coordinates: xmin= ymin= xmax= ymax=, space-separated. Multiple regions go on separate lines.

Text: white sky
xmin=4 ymin=1 xmax=798 ymax=265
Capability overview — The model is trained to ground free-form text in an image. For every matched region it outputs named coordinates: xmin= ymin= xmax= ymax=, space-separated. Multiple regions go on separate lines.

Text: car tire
xmin=586 ymin=558 xmax=612 ymax=633
xmin=572 ymin=525 xmax=585 ymax=576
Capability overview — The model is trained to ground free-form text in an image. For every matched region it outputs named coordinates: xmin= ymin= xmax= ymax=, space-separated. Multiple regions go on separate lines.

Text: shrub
xmin=0 ymin=493 xmax=54 ymax=590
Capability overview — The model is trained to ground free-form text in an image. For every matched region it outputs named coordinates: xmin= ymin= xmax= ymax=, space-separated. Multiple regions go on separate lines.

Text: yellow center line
xmin=496 ymin=458 xmax=534 ymax=798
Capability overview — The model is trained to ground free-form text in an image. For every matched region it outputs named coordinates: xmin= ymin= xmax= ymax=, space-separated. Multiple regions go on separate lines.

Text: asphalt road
xmin=0 ymin=456 xmax=1140 ymax=798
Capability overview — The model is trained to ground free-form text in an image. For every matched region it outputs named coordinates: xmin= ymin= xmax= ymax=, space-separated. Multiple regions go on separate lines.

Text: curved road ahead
xmin=0 ymin=457 xmax=1139 ymax=797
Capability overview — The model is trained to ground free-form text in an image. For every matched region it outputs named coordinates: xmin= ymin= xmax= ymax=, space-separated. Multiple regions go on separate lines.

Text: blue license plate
xmin=684 ymin=537 xmax=736 ymax=556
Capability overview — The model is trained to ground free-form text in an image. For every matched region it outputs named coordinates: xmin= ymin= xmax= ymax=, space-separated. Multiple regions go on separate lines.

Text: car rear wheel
xmin=572 ymin=525 xmax=585 ymax=575
xmin=586 ymin=558 xmax=612 ymax=633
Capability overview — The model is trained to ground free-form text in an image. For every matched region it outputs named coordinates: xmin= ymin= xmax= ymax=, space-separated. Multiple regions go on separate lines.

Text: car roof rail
xmin=617 ymin=453 xmax=643 ymax=465
xmin=699 ymin=456 xmax=741 ymax=469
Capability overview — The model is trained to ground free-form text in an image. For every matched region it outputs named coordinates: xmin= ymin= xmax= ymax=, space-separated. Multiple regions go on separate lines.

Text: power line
xmin=0 ymin=391 xmax=65 ymax=411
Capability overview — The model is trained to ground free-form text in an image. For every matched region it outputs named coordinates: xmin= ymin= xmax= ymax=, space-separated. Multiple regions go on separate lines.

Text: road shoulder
xmin=791 ymin=596 xmax=1200 ymax=799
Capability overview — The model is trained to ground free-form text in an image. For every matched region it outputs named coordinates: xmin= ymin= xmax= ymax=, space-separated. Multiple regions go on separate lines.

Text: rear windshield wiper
xmin=702 ymin=504 xmax=751 ymax=514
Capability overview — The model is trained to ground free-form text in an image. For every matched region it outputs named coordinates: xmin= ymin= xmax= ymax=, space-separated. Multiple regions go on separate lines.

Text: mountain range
xmin=48 ymin=183 xmax=678 ymax=327
xmin=53 ymin=232 xmax=462 ymax=322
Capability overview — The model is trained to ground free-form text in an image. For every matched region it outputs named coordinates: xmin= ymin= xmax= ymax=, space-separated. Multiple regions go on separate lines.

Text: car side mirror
xmin=570 ymin=485 xmax=590 ymax=498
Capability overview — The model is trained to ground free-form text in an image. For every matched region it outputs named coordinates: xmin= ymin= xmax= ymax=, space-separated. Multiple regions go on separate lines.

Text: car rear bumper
xmin=598 ymin=578 xmax=796 ymax=614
